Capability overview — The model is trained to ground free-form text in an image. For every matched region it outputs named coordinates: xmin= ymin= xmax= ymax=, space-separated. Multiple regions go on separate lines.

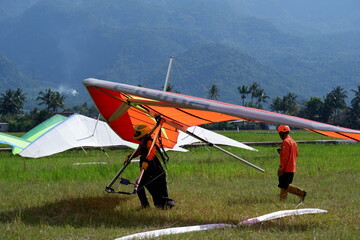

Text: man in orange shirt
xmin=277 ymin=125 xmax=306 ymax=202
xmin=126 ymin=124 xmax=175 ymax=209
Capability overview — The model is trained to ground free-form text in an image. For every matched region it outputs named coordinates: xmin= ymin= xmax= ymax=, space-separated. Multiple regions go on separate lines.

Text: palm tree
xmin=324 ymin=86 xmax=347 ymax=123
xmin=37 ymin=89 xmax=66 ymax=112
xmin=350 ymin=85 xmax=360 ymax=107
xmin=302 ymin=97 xmax=324 ymax=121
xmin=255 ymin=89 xmax=269 ymax=108
xmin=248 ymin=82 xmax=260 ymax=104
xmin=207 ymin=84 xmax=220 ymax=100
xmin=348 ymin=85 xmax=360 ymax=128
xmin=37 ymin=89 xmax=53 ymax=110
xmin=282 ymin=92 xmax=298 ymax=115
xmin=237 ymin=85 xmax=249 ymax=106
xmin=331 ymin=86 xmax=348 ymax=109
xmin=270 ymin=93 xmax=298 ymax=115
xmin=50 ymin=92 xmax=66 ymax=112
xmin=0 ymin=88 xmax=26 ymax=115
xmin=270 ymin=97 xmax=283 ymax=113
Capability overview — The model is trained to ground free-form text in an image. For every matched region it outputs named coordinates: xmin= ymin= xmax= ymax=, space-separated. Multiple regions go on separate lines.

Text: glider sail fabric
xmin=83 ymin=78 xmax=360 ymax=142
xmin=0 ymin=114 xmax=66 ymax=153
xmin=19 ymin=114 xmax=137 ymax=158
xmin=12 ymin=114 xmax=67 ymax=154
xmin=0 ymin=132 xmax=31 ymax=149
xmin=176 ymin=126 xmax=256 ymax=151
xmin=115 ymin=208 xmax=327 ymax=240
xmin=19 ymin=114 xmax=67 ymax=142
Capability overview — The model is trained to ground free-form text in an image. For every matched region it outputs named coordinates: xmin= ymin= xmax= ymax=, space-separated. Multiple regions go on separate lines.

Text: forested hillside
xmin=0 ymin=0 xmax=359 ymax=107
xmin=0 ymin=53 xmax=28 ymax=90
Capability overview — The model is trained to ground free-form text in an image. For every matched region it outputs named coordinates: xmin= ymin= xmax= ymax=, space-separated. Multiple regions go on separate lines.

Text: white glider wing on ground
xmin=19 ymin=114 xmax=137 ymax=158
xmin=115 ymin=208 xmax=327 ymax=240
xmin=176 ymin=126 xmax=256 ymax=151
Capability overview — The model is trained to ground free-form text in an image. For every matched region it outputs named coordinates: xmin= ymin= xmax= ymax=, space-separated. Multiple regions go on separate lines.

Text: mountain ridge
xmin=0 ymin=0 xmax=359 ymax=107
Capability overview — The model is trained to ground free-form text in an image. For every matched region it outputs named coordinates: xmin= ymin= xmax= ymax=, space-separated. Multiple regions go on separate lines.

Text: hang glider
xmin=12 ymin=114 xmax=67 ymax=154
xmin=83 ymin=78 xmax=360 ymax=194
xmin=0 ymin=114 xmax=136 ymax=158
xmin=19 ymin=114 xmax=137 ymax=158
xmin=83 ymin=78 xmax=360 ymax=143
xmin=84 ymin=78 xmax=266 ymax=174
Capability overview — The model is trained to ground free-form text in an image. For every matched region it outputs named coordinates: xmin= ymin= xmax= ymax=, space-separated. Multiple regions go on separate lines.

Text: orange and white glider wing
xmin=83 ymin=78 xmax=360 ymax=144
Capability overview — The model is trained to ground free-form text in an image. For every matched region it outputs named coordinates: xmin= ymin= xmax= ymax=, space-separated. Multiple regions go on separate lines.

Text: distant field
xmin=0 ymin=140 xmax=359 ymax=239
xmin=216 ymin=130 xmax=343 ymax=142
xmin=0 ymin=130 xmax=342 ymax=149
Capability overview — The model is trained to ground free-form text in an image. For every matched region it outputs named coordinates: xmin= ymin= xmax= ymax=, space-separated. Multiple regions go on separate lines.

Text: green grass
xmin=0 ymin=132 xmax=359 ymax=239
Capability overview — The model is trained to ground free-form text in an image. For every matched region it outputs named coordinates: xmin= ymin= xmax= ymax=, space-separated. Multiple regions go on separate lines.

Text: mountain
xmin=143 ymin=43 xmax=302 ymax=103
xmin=0 ymin=0 xmax=359 ymax=107
xmin=0 ymin=53 xmax=29 ymax=90
xmin=0 ymin=0 xmax=39 ymax=23
xmin=227 ymin=0 xmax=360 ymax=34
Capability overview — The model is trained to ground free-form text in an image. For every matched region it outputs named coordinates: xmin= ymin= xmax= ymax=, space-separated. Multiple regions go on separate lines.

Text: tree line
xmin=206 ymin=83 xmax=360 ymax=130
xmin=1 ymin=83 xmax=359 ymax=132
xmin=0 ymin=88 xmax=98 ymax=132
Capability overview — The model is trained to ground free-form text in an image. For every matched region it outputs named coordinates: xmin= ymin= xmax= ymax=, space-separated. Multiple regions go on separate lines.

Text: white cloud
xmin=57 ymin=85 xmax=79 ymax=96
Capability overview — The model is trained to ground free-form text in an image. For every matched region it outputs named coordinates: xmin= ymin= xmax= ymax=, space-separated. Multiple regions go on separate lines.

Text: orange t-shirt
xmin=279 ymin=135 xmax=298 ymax=172
xmin=145 ymin=140 xmax=157 ymax=161
xmin=131 ymin=139 xmax=157 ymax=161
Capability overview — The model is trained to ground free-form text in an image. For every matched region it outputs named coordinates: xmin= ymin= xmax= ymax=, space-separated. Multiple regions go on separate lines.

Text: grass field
xmin=0 ymin=131 xmax=359 ymax=239
xmin=215 ymin=130 xmax=344 ymax=142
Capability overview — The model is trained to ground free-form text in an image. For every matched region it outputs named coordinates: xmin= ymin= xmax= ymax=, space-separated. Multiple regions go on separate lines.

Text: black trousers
xmin=137 ymin=165 xmax=169 ymax=208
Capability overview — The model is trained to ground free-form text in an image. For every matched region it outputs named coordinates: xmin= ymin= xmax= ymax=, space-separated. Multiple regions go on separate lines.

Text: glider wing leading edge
xmin=83 ymin=78 xmax=360 ymax=143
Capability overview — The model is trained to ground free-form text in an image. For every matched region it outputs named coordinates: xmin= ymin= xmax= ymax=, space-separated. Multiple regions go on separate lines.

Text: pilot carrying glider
xmin=83 ymin=78 xmax=360 ymax=194
xmin=125 ymin=122 xmax=175 ymax=209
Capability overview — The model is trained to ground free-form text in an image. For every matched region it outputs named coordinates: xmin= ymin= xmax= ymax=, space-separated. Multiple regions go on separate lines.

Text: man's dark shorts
xmin=278 ymin=172 xmax=294 ymax=189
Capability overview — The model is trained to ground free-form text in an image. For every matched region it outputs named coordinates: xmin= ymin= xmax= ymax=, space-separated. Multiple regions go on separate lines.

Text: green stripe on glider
xmin=0 ymin=132 xmax=31 ymax=149
xmin=12 ymin=114 xmax=68 ymax=154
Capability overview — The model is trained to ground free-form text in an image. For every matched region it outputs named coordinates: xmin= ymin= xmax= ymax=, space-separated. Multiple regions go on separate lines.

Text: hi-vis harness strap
xmin=149 ymin=118 xmax=169 ymax=167
xmin=105 ymin=115 xmax=169 ymax=195
xmin=146 ymin=118 xmax=164 ymax=159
